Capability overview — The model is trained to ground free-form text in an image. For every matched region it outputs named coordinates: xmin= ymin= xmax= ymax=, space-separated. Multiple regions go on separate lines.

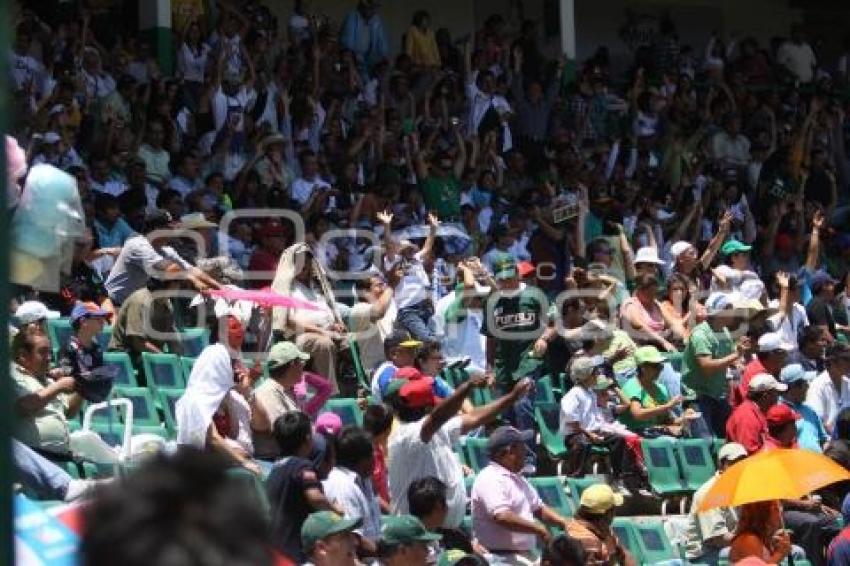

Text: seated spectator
xmin=92 ymin=194 xmax=135 ymax=250
xmin=175 ymin=316 xmax=267 ymax=474
xmin=578 ymin=319 xmax=639 ymax=384
xmin=14 ymin=301 xmax=59 ymax=339
xmin=764 ymin=404 xmax=801 ymax=450
xmin=300 ymin=510 xmax=361 ymax=566
xmin=685 ymin=442 xmax=748 ymax=565
xmin=798 ymin=325 xmax=829 ymax=373
xmin=376 ymin=515 xmax=442 ymax=566
xmin=58 ymin=302 xmax=111 ymax=395
xmin=779 ymin=364 xmax=826 ymax=452
xmin=827 ymin=494 xmax=850 ymax=566
xmin=822 ymin=409 xmax=850 ymax=510
xmin=620 ymin=273 xmax=678 ymax=352
xmin=619 ymin=345 xmax=684 ymax=435
xmin=560 ymin=356 xmax=646 ymax=490
xmin=252 ymin=341 xmax=312 ymax=460
xmin=807 ymin=272 xmax=840 ymax=340
xmin=733 ymin=331 xmax=793 ymax=407
xmin=729 ymin=501 xmax=796 ymax=564
xmin=371 ymin=330 xmax=422 ymax=402
xmin=348 ymin=270 xmax=397 ymax=374
xmin=12 ymin=438 xmax=97 ymax=502
xmin=387 ymin=371 xmax=532 ymax=527
xmin=11 ymin=332 xmax=82 ymax=458
xmin=364 ymin=404 xmax=393 ymax=512
xmin=107 ymin=277 xmax=183 ymax=373
xmin=659 ymin=273 xmax=704 ymax=341
xmin=471 ymin=426 xmax=570 ymax=562
xmin=563 ymin=484 xmax=637 ymax=565
xmin=322 ymin=426 xmax=382 ymax=555
xmin=247 ymin=219 xmax=289 ymax=289
xmin=726 ymin=373 xmax=786 ymax=454
xmin=541 ymin=534 xmax=587 ymax=566
xmin=806 ymin=343 xmax=850 ymax=435
xmin=267 ymin=413 xmax=337 ymax=563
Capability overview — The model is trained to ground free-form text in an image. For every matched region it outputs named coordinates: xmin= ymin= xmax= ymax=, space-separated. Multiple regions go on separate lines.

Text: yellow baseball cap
xmin=579 ymin=484 xmax=624 ymax=514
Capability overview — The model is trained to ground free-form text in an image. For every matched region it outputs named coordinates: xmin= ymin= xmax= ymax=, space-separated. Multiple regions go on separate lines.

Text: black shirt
xmin=807 ymin=297 xmax=837 ymax=337
xmin=266 ymin=456 xmax=323 ymax=562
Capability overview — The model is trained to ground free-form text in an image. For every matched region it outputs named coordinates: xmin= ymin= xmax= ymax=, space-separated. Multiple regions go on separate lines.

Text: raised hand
xmin=376 ymin=210 xmax=393 ymax=225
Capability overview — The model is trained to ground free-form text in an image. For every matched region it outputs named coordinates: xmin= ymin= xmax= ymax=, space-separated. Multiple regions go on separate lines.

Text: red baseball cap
xmin=399 ymin=377 xmax=437 ymax=409
xmin=517 ymin=261 xmax=536 ymax=278
xmin=766 ymin=403 xmax=800 ymax=427
xmin=395 ymin=366 xmax=426 ymax=381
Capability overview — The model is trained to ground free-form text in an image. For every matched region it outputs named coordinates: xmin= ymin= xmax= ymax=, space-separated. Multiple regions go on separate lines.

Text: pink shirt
xmin=621 ymin=296 xmax=666 ymax=335
xmin=471 ymin=462 xmax=542 ymax=551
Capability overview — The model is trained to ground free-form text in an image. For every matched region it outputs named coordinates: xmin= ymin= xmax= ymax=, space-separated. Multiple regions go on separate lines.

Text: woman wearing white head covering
xmin=175 ymin=315 xmax=268 ymax=475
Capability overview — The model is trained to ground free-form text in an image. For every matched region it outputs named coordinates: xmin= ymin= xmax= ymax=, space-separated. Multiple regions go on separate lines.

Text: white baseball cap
xmin=740 ymin=279 xmax=766 ymax=302
xmin=15 ymin=301 xmax=60 ymax=325
xmin=669 ymin=241 xmax=694 ymax=258
xmin=705 ymin=293 xmax=733 ymax=316
xmin=748 ymin=373 xmax=788 ymax=393
xmin=634 ymin=247 xmax=665 ymax=265
xmin=758 ymin=332 xmax=794 ymax=353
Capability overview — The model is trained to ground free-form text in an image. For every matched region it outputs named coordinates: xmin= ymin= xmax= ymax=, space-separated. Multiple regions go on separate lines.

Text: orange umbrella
xmin=698 ymin=448 xmax=850 ymax=511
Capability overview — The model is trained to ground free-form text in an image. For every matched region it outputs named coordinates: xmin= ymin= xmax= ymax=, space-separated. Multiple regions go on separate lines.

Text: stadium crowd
xmin=7 ymin=0 xmax=850 ymax=564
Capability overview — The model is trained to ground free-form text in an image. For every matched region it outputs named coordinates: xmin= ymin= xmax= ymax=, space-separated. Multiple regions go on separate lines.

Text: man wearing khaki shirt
xmin=12 ymin=333 xmax=83 ymax=458
xmin=252 ymin=341 xmax=311 ymax=460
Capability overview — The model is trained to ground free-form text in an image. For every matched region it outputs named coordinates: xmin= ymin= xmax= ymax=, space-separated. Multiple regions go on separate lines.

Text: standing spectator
xmin=471 ymin=426 xmax=571 ymax=561
xmin=267 ymin=412 xmax=338 ymax=563
xmin=388 ymin=372 xmax=532 ymax=527
xmin=779 ymin=364 xmax=827 ymax=452
xmin=340 ymin=0 xmax=388 ymax=74
xmin=300 ymin=511 xmax=361 ymax=566
xmin=563 ymin=484 xmax=637 ymax=566
xmin=777 ymin=25 xmax=817 ymax=84
xmin=726 ymin=374 xmax=786 ymax=454
xmin=681 ymin=293 xmax=748 ymax=439
xmin=322 ymin=426 xmax=382 ymax=555
xmin=684 ymin=442 xmax=748 ymax=565
xmin=806 ymin=343 xmax=850 ymax=435
xmin=405 ymin=11 xmax=440 ymax=69
xmin=807 ymin=272 xmax=840 ymax=340
xmin=364 ymin=403 xmax=394 ymax=511
xmin=136 ymin=120 xmax=173 ymax=186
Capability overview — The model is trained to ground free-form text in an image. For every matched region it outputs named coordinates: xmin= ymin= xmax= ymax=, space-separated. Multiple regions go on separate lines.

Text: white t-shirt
xmin=211 ymin=86 xmax=256 ymax=133
xmin=389 ymin=415 xmax=466 ymax=528
xmin=393 ymin=252 xmax=431 ymax=310
xmin=805 ymin=371 xmax=850 ymax=431
xmin=290 ymin=176 xmax=331 ymax=207
xmin=9 ymin=50 xmax=44 ymax=92
xmin=777 ymin=41 xmax=817 ymax=83
xmin=349 ymin=301 xmax=395 ymax=374
xmin=433 ymin=291 xmax=486 ymax=373
xmin=177 ymin=42 xmax=211 ymax=83
xmin=322 ymin=466 xmax=382 ymax=542
xmin=559 ymin=385 xmax=606 ymax=436
xmin=767 ymin=299 xmax=809 ymax=360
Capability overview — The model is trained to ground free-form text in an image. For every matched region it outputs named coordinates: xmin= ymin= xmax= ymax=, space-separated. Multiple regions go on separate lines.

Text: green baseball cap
xmin=592 ymin=375 xmax=616 ymax=390
xmin=268 ymin=341 xmax=310 ymax=371
xmin=720 ymin=239 xmax=752 ymax=256
xmin=437 ymin=549 xmax=487 ymax=566
xmin=634 ymin=345 xmax=665 ymax=365
xmin=381 ymin=515 xmax=442 ymax=545
xmin=301 ymin=511 xmax=361 ymax=551
xmin=384 ymin=378 xmax=406 ymax=402
xmin=492 ymin=253 xmax=518 ymax=280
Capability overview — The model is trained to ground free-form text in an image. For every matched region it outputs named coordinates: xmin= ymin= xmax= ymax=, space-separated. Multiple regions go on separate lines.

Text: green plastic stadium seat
xmin=179 ymin=327 xmax=210 ymax=358
xmin=565 ymin=476 xmax=601 ymax=510
xmin=180 ymin=357 xmax=196 ymax=383
xmin=534 ymin=403 xmax=568 ymax=460
xmin=322 ymin=398 xmax=363 ymax=427
xmin=535 ymin=375 xmax=557 ymax=405
xmin=611 ymin=517 xmax=642 ymax=561
xmin=634 ymin=519 xmax=678 ymax=563
xmin=102 ymin=351 xmax=137 ymax=387
xmin=641 ymin=437 xmax=688 ymax=496
xmin=529 ymin=476 xmax=574 ymax=519
xmin=157 ymin=387 xmax=184 ymax=438
xmin=675 ymin=438 xmax=716 ymax=492
xmin=113 ymin=386 xmax=163 ymax=428
xmin=47 ymin=318 xmax=73 ymax=359
xmin=464 ymin=438 xmax=489 ymax=473
xmin=96 ymin=325 xmax=113 ymax=350
xmin=348 ymin=338 xmax=370 ymax=391
xmin=141 ymin=352 xmax=185 ymax=394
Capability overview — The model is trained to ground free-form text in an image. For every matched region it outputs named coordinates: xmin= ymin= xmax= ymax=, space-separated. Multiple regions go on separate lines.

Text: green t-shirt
xmin=481 ymin=285 xmax=546 ymax=386
xmin=421 ymin=174 xmax=461 ymax=218
xmin=681 ymin=321 xmax=734 ymax=398
xmin=619 ymin=377 xmax=671 ymax=431
xmin=11 ymin=364 xmax=71 ymax=455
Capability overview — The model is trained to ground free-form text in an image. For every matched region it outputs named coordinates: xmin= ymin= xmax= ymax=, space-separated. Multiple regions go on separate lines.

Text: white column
xmin=559 ymin=0 xmax=576 ymax=59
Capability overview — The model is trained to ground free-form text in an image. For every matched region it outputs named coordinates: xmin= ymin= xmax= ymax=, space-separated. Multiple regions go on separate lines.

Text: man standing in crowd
xmin=807 ymin=343 xmax=850 ymax=435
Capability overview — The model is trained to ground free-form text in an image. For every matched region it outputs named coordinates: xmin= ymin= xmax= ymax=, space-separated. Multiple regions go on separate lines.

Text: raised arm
xmin=804 ymin=209 xmax=826 ymax=272
xmin=420 ymin=213 xmax=440 ymax=260
xmin=699 ymin=210 xmax=732 ymax=270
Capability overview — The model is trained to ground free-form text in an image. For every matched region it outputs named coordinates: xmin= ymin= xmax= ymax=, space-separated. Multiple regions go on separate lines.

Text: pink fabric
xmin=471 ymin=462 xmax=543 ymax=552
xmin=620 ymin=296 xmax=666 ymax=334
xmin=315 ymin=412 xmax=342 ymax=436
xmin=294 ymin=371 xmax=332 ymax=417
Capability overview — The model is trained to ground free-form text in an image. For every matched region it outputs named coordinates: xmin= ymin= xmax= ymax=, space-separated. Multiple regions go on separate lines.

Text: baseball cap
xmin=740 ymin=279 xmax=766 ymax=302
xmin=669 ymin=241 xmax=694 ymax=258
xmin=779 ymin=363 xmax=817 ymax=384
xmin=757 ymin=332 xmax=794 ymax=353
xmin=384 ymin=330 xmax=422 ymax=350
xmin=399 ymin=377 xmax=437 ymax=409
xmin=705 ymin=293 xmax=734 ymax=316
xmin=748 ymin=373 xmax=788 ymax=393
xmin=717 ymin=442 xmax=748 ymax=464
xmin=384 ymin=378 xmax=406 ymax=402
xmin=720 ymin=239 xmax=752 ymax=256
xmin=395 ymin=366 xmax=426 ymax=381
xmin=178 ymin=212 xmax=217 ymax=230
xmin=493 ymin=253 xmax=518 ymax=280
xmin=301 ymin=511 xmax=361 ymax=552
xmin=15 ymin=301 xmax=60 ymax=325
xmin=486 ymin=426 xmax=526 ymax=455
xmin=811 ymin=271 xmax=838 ymax=294
xmin=381 ymin=515 xmax=442 ymax=545
xmin=579 ymin=484 xmax=624 ymax=514
xmin=267 ymin=341 xmax=310 ymax=371
xmin=634 ymin=345 xmax=665 ymax=366
xmin=634 ymin=247 xmax=665 ymax=265
xmin=70 ymin=302 xmax=110 ymax=324
xmin=571 ymin=355 xmax=605 ymax=382
xmin=437 ymin=550 xmax=488 ymax=566
xmin=517 ymin=261 xmax=536 ymax=278
xmin=765 ymin=403 xmax=801 ymax=427
xmin=315 ymin=412 xmax=342 ymax=436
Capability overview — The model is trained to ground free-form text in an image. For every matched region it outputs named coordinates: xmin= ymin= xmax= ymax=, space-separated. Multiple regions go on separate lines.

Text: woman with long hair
xmin=660 ymin=272 xmax=705 ymax=340
xmin=729 ymin=501 xmax=793 ymax=564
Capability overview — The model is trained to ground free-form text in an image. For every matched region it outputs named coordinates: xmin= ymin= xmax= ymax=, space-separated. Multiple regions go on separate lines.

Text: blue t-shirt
xmin=784 ymin=400 xmax=827 ymax=452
